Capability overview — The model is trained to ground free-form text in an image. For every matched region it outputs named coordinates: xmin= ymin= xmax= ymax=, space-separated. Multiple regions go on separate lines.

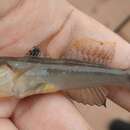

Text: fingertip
xmin=13 ymin=93 xmax=92 ymax=130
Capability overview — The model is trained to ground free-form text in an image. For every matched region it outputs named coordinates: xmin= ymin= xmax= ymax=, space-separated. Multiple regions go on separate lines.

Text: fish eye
xmin=26 ymin=47 xmax=41 ymax=57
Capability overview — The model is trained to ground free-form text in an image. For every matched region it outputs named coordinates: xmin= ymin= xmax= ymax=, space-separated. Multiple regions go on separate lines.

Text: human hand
xmin=0 ymin=0 xmax=130 ymax=129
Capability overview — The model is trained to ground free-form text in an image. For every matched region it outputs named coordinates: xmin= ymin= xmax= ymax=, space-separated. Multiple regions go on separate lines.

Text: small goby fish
xmin=0 ymin=57 xmax=129 ymax=106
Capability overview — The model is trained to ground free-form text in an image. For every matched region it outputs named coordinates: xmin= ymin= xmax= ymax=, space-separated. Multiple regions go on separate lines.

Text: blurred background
xmin=69 ymin=0 xmax=130 ymax=130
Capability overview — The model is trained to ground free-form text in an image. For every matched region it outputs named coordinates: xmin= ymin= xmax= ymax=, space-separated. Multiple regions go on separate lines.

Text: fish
xmin=0 ymin=56 xmax=129 ymax=106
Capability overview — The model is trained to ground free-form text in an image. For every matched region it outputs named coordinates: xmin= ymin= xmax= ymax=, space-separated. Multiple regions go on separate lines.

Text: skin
xmin=0 ymin=0 xmax=130 ymax=129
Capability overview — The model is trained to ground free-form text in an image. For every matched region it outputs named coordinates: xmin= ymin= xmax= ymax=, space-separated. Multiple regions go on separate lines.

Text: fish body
xmin=0 ymin=57 xmax=130 ymax=106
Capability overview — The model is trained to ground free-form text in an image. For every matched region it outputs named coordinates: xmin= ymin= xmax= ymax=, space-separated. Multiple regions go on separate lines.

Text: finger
xmin=107 ymin=86 xmax=130 ymax=112
xmin=0 ymin=97 xmax=19 ymax=118
xmin=0 ymin=118 xmax=18 ymax=130
xmin=12 ymin=93 xmax=93 ymax=130
xmin=0 ymin=0 xmax=73 ymax=56
xmin=62 ymin=8 xmax=130 ymax=68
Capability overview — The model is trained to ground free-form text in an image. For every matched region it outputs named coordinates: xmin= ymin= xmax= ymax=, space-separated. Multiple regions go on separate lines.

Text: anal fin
xmin=64 ymin=87 xmax=108 ymax=106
